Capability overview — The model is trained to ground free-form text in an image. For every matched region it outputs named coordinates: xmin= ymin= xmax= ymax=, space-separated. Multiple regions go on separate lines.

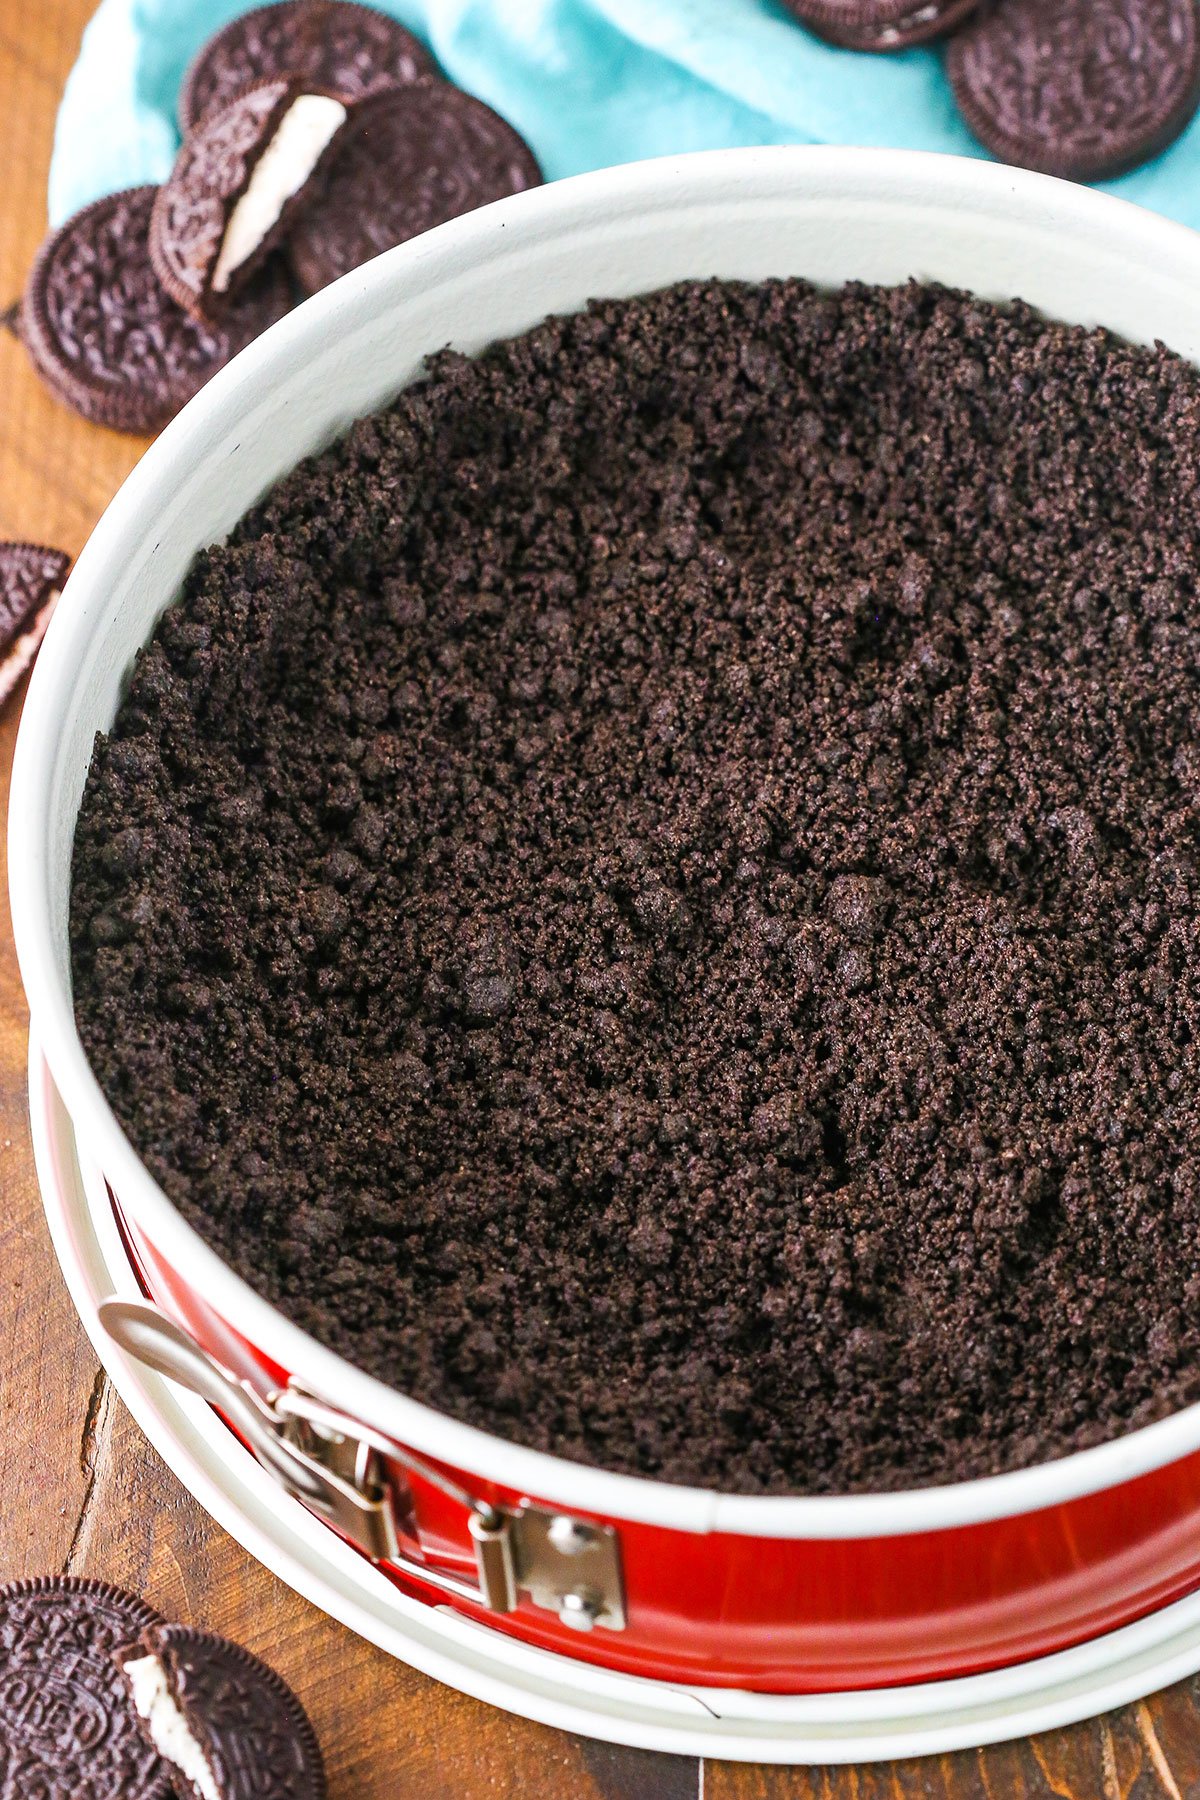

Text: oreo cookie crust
xmin=70 ymin=279 xmax=1200 ymax=1496
xmin=948 ymin=0 xmax=1200 ymax=181
xmin=179 ymin=0 xmax=435 ymax=135
xmin=287 ymin=82 xmax=541 ymax=295
xmin=785 ymin=0 xmax=980 ymax=50
xmin=0 ymin=1577 xmax=172 ymax=1800
xmin=152 ymin=80 xmax=348 ymax=318
xmin=21 ymin=187 xmax=294 ymax=434
xmin=0 ymin=541 xmax=70 ymax=706
xmin=120 ymin=1625 xmax=326 ymax=1800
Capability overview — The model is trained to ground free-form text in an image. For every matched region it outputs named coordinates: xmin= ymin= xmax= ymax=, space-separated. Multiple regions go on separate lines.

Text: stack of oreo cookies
xmin=785 ymin=0 xmax=1200 ymax=183
xmin=19 ymin=0 xmax=540 ymax=436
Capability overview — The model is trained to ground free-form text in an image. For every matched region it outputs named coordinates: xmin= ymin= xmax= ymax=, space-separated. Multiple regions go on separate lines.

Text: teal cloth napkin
xmin=49 ymin=0 xmax=1200 ymax=231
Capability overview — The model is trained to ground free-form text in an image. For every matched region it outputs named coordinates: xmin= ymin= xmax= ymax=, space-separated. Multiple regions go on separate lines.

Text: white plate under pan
xmin=28 ymin=1034 xmax=1200 ymax=1763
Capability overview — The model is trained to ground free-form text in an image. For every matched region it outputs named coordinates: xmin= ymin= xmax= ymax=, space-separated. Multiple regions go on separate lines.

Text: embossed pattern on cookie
xmin=948 ymin=0 xmax=1200 ymax=180
xmin=21 ymin=187 xmax=293 ymax=433
xmin=152 ymin=79 xmax=347 ymax=319
xmin=120 ymin=1624 xmax=326 ymax=1800
xmin=288 ymin=81 xmax=542 ymax=295
xmin=179 ymin=0 xmax=435 ymax=134
xmin=0 ymin=541 xmax=70 ymax=706
xmin=0 ymin=1577 xmax=172 ymax=1800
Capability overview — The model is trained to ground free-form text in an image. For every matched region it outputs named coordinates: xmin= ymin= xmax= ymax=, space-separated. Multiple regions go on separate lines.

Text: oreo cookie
xmin=179 ymin=0 xmax=435 ymax=135
xmin=948 ymin=0 xmax=1200 ymax=180
xmin=21 ymin=186 xmax=293 ymax=434
xmin=119 ymin=1623 xmax=326 ymax=1800
xmin=0 ymin=1577 xmax=172 ymax=1800
xmin=288 ymin=81 xmax=542 ymax=295
xmin=0 ymin=541 xmax=70 ymax=706
xmin=152 ymin=79 xmax=349 ymax=318
xmin=784 ymin=0 xmax=980 ymax=49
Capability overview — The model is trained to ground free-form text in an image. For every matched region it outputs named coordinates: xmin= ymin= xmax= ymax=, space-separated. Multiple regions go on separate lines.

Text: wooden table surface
xmin=6 ymin=5 xmax=1200 ymax=1795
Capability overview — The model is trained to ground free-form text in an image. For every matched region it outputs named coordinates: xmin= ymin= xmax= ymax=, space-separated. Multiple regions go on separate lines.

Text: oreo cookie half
xmin=783 ymin=0 xmax=981 ymax=50
xmin=152 ymin=79 xmax=349 ymax=318
xmin=948 ymin=0 xmax=1200 ymax=180
xmin=0 ymin=1577 xmax=172 ymax=1800
xmin=21 ymin=187 xmax=294 ymax=434
xmin=119 ymin=1623 xmax=326 ymax=1800
xmin=0 ymin=541 xmax=70 ymax=706
xmin=179 ymin=0 xmax=435 ymax=134
xmin=288 ymin=81 xmax=542 ymax=295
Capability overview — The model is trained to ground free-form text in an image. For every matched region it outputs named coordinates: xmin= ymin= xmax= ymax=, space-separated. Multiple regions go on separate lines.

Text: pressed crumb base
xmin=71 ymin=279 xmax=1200 ymax=1495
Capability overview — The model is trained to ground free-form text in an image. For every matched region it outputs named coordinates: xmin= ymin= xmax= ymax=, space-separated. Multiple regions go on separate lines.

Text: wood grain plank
xmin=0 ymin=695 xmax=102 ymax=1579
xmin=705 ymin=1700 xmax=1200 ymax=1800
xmin=582 ymin=1739 xmax=702 ymax=1799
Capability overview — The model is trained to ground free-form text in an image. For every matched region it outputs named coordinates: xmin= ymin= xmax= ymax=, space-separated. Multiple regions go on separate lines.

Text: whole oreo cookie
xmin=21 ymin=187 xmax=293 ymax=434
xmin=784 ymin=0 xmax=981 ymax=49
xmin=948 ymin=0 xmax=1200 ymax=180
xmin=152 ymin=79 xmax=349 ymax=318
xmin=119 ymin=1623 xmax=326 ymax=1800
xmin=0 ymin=1577 xmax=172 ymax=1800
xmin=179 ymin=0 xmax=435 ymax=134
xmin=288 ymin=81 xmax=542 ymax=295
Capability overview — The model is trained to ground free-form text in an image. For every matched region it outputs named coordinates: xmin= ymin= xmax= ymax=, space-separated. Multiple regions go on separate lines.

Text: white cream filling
xmin=213 ymin=93 xmax=347 ymax=292
xmin=123 ymin=1654 xmax=221 ymax=1800
xmin=0 ymin=587 xmax=59 ymax=708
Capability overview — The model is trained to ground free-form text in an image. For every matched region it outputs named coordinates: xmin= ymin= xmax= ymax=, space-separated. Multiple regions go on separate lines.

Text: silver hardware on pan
xmin=98 ymin=1299 xmax=626 ymax=1633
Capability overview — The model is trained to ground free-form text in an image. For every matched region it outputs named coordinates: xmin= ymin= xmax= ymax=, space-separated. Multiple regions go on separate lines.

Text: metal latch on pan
xmin=98 ymin=1300 xmax=626 ymax=1633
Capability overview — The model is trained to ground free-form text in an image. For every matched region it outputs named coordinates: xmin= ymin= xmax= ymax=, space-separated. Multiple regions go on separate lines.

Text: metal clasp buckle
xmin=99 ymin=1300 xmax=626 ymax=1631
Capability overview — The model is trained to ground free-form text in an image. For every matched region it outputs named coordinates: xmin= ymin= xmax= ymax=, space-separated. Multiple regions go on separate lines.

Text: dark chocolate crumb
xmin=71 ymin=278 xmax=1200 ymax=1494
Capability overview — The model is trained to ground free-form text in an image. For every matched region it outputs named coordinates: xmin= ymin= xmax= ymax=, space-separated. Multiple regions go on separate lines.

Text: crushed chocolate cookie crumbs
xmin=71 ymin=279 xmax=1200 ymax=1494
